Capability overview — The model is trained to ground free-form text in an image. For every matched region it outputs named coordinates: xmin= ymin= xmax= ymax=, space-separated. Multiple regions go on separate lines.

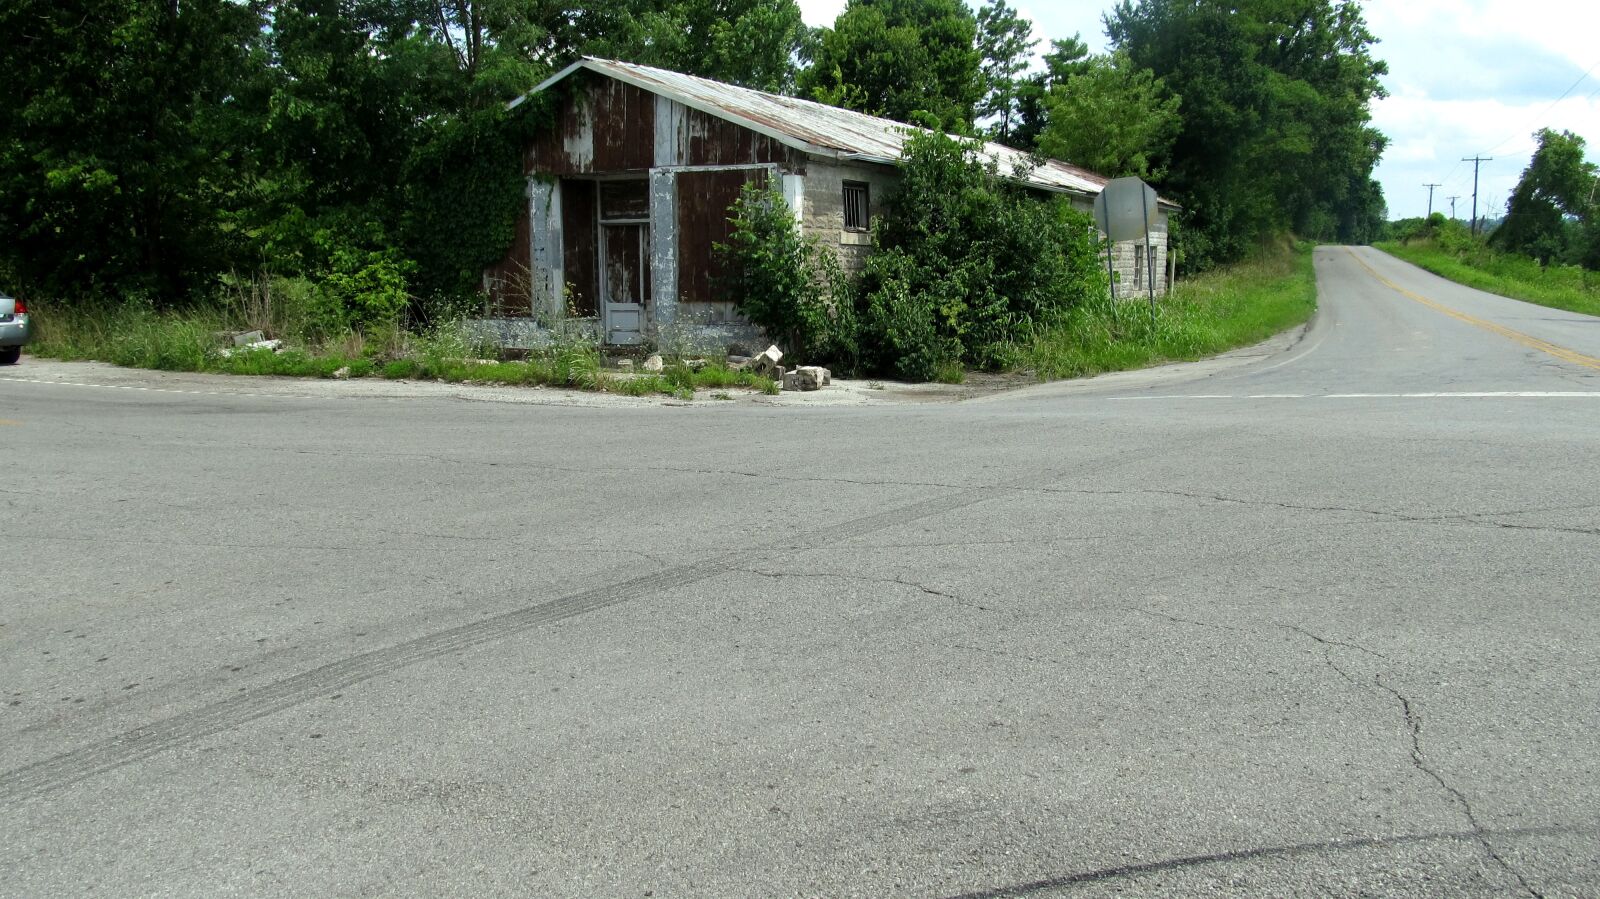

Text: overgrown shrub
xmin=717 ymin=133 xmax=1106 ymax=381
xmin=862 ymin=130 xmax=1105 ymax=374
xmin=304 ymin=241 xmax=413 ymax=338
xmin=716 ymin=182 xmax=859 ymax=368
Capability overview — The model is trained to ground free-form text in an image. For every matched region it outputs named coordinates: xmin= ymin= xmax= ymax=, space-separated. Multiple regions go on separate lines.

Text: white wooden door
xmin=601 ymin=222 xmax=649 ymax=345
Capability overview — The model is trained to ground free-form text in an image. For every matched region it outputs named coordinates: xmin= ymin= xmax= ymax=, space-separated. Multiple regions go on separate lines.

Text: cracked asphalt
xmin=2 ymin=245 xmax=1598 ymax=897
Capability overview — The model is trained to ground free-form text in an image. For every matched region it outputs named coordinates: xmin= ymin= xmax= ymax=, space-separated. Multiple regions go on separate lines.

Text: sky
xmin=797 ymin=0 xmax=1600 ymax=222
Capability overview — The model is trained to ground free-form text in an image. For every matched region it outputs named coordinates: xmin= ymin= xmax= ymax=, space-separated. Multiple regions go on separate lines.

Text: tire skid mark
xmin=943 ymin=824 xmax=1580 ymax=898
xmin=0 ymin=486 xmax=997 ymax=803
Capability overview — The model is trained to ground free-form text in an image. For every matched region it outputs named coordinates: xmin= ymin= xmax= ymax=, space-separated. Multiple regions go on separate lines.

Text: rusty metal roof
xmin=513 ymin=58 xmax=1177 ymax=208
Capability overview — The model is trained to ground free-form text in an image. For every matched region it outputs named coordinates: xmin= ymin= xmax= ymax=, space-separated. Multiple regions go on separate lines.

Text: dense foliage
xmin=0 ymin=0 xmax=805 ymax=317
xmin=1105 ymin=0 xmax=1389 ymax=266
xmin=718 ymin=132 xmax=1106 ymax=381
xmin=1037 ymin=52 xmax=1180 ymax=181
xmin=799 ymin=0 xmax=984 ymax=131
xmin=1493 ymin=129 xmax=1598 ymax=269
xmin=716 ymin=183 xmax=858 ymax=367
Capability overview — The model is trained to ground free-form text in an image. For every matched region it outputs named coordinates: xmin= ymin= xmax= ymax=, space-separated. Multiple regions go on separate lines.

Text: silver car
xmin=0 ymin=292 xmax=29 ymax=364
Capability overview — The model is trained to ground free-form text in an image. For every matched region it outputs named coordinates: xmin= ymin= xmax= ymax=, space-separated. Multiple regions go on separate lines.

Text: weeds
xmin=27 ymin=298 xmax=778 ymax=400
xmin=1025 ymin=240 xmax=1316 ymax=380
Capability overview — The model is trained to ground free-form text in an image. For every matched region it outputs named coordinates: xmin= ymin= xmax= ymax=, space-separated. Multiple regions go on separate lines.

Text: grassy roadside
xmin=1025 ymin=239 xmax=1317 ymax=380
xmin=26 ymin=306 xmax=777 ymax=400
xmin=1375 ymin=240 xmax=1600 ymax=318
xmin=27 ymin=243 xmax=1317 ymax=394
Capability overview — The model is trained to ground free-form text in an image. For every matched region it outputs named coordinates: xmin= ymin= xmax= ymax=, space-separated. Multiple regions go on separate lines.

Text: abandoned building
xmin=484 ymin=57 xmax=1178 ymax=348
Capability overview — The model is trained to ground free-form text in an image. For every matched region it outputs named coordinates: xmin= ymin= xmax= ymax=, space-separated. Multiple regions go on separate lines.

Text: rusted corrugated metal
xmin=676 ymin=168 xmax=768 ymax=304
xmin=513 ymin=58 xmax=1176 ymax=208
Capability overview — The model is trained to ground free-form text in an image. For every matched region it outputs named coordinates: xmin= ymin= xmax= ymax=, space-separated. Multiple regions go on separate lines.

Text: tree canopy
xmin=1106 ymin=0 xmax=1390 ymax=265
xmin=1493 ymin=129 xmax=1598 ymax=267
xmin=0 ymin=0 xmax=1396 ymax=311
xmin=1037 ymin=52 xmax=1180 ymax=180
xmin=799 ymin=0 xmax=983 ymax=131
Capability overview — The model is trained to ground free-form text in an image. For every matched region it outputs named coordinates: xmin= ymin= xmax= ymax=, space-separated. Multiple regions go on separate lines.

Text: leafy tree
xmin=799 ymin=0 xmax=983 ymax=130
xmin=1003 ymin=36 xmax=1091 ymax=150
xmin=974 ymin=0 xmax=1037 ymax=140
xmin=1106 ymin=0 xmax=1389 ymax=267
xmin=1038 ymin=53 xmax=1180 ymax=179
xmin=1493 ymin=129 xmax=1597 ymax=266
xmin=0 ymin=0 xmax=268 ymax=305
xmin=629 ymin=0 xmax=807 ymax=92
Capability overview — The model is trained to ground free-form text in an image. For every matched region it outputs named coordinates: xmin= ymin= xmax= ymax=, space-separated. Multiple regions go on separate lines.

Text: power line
xmin=1447 ymin=195 xmax=1460 ymax=219
xmin=1423 ymin=183 xmax=1441 ymax=216
xmin=1485 ymin=58 xmax=1600 ymax=154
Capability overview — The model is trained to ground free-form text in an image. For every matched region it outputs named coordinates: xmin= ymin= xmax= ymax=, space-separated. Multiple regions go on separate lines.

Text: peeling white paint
xmin=655 ymin=95 xmax=688 ymax=166
xmin=649 ymin=168 xmax=678 ymax=327
xmin=529 ymin=179 xmax=562 ymax=317
xmin=781 ymin=173 xmax=804 ymax=225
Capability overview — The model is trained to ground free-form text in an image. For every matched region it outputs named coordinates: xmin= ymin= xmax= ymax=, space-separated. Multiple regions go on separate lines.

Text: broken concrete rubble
xmin=642 ymin=354 xmax=665 ymax=372
xmin=217 ymin=339 xmax=282 ymax=358
xmin=783 ymin=365 xmax=831 ymax=391
xmin=750 ymin=345 xmax=784 ymax=377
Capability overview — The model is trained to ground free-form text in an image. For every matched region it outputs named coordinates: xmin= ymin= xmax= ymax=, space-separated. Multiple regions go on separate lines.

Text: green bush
xmin=857 ymin=249 xmax=962 ymax=381
xmin=716 ymin=183 xmax=859 ymax=368
xmin=861 ymin=131 xmax=1106 ymax=375
xmin=306 ymin=243 xmax=412 ymax=338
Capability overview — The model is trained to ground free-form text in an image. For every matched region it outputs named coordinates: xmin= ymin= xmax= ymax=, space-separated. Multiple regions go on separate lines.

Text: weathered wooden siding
xmin=675 ymin=169 xmax=768 ymax=304
xmin=527 ymin=73 xmax=801 ymax=176
xmin=561 ymin=178 xmax=599 ymax=316
xmin=528 ymin=76 xmax=656 ymax=175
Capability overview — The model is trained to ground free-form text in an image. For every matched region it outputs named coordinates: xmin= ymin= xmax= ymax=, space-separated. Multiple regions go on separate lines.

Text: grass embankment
xmin=27 ymin=306 xmax=776 ymax=400
xmin=1025 ymin=240 xmax=1317 ymax=380
xmin=29 ymin=244 xmax=1316 ymax=393
xmin=1375 ymin=240 xmax=1600 ymax=318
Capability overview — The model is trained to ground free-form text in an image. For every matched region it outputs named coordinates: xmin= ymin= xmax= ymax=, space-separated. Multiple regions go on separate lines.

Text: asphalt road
xmin=2 ymin=246 xmax=1597 ymax=898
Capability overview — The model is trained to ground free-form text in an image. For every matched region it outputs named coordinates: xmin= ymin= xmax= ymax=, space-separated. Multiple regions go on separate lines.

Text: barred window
xmin=843 ymin=181 xmax=870 ymax=232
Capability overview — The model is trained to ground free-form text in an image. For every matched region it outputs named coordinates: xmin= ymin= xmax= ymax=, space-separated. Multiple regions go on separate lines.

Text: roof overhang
xmin=508 ymin=59 xmax=1180 ymax=211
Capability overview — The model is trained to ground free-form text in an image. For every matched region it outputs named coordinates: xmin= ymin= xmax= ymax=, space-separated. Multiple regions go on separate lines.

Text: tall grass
xmin=1026 ymin=240 xmax=1317 ymax=380
xmin=1375 ymin=240 xmax=1600 ymax=318
xmin=27 ymin=301 xmax=776 ymax=398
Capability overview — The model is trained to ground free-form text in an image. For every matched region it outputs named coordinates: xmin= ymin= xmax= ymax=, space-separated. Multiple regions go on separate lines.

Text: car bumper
xmin=0 ymin=316 xmax=31 ymax=347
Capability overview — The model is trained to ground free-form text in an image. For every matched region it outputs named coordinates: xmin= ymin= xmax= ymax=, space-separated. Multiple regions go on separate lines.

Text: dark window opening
xmin=599 ymin=179 xmax=650 ymax=221
xmin=843 ymin=181 xmax=870 ymax=232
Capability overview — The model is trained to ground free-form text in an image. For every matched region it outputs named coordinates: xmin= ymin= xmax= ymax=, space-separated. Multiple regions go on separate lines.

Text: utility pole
xmin=1424 ymin=183 xmax=1441 ymax=217
xmin=1447 ymin=196 xmax=1460 ymax=220
xmin=1462 ymin=156 xmax=1492 ymax=235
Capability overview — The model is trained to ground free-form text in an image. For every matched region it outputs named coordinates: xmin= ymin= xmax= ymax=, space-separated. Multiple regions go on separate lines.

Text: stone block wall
xmin=798 ymin=159 xmax=901 ymax=275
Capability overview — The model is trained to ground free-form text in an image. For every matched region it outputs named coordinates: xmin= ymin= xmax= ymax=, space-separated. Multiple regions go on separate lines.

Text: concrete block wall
xmin=798 ymin=159 xmax=900 ymax=275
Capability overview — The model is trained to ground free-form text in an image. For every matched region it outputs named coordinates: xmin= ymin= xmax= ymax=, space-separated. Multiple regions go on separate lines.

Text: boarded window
xmin=843 ymin=181 xmax=870 ymax=231
xmin=1134 ymin=245 xmax=1144 ymax=288
xmin=599 ymin=179 xmax=650 ymax=221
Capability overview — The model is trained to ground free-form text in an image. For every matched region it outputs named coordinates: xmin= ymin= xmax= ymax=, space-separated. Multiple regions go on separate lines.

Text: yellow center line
xmin=0 ymin=419 xmax=20 ymax=426
xmin=1345 ymin=247 xmax=1600 ymax=373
